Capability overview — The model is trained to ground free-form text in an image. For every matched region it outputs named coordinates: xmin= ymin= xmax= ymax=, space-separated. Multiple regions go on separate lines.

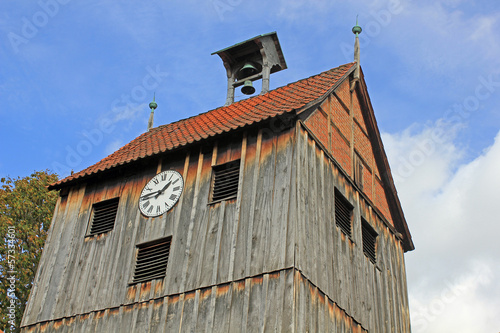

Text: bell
xmin=238 ymin=62 xmax=258 ymax=79
xmin=241 ymin=80 xmax=256 ymax=95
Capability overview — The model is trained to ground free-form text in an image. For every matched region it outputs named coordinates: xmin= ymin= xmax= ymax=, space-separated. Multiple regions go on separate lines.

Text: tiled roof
xmin=52 ymin=62 xmax=355 ymax=188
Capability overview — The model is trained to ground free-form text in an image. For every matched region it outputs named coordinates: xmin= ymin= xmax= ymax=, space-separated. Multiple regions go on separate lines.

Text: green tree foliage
xmin=0 ymin=170 xmax=59 ymax=332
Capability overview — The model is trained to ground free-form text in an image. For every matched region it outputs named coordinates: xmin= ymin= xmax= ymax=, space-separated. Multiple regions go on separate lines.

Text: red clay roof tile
xmin=51 ymin=62 xmax=355 ymax=188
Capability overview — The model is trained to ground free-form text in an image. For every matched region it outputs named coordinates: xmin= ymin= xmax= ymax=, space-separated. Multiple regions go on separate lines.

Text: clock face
xmin=139 ymin=170 xmax=184 ymax=217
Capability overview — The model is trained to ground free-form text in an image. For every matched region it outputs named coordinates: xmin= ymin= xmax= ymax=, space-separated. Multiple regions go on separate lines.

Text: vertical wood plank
xmin=179 ymin=291 xmax=196 ymax=332
xmin=307 ymin=135 xmax=319 ymax=285
xmin=250 ymin=132 xmax=275 ymax=277
xmin=246 ymin=276 xmax=264 ymax=332
xmin=296 ymin=128 xmax=308 ymax=275
xmin=285 ymin=127 xmax=298 ymax=270
xmin=217 ymin=201 xmax=237 ymax=284
xmin=228 ymin=280 xmax=246 ymax=333
xmin=194 ymin=287 xmax=212 ymax=332
xmin=163 ymin=153 xmax=191 ymax=295
xmin=185 ymin=150 xmax=213 ymax=292
xmin=228 ymin=133 xmax=246 ymax=281
xmin=244 ymin=130 xmax=262 ymax=277
xmin=198 ymin=204 xmax=221 ymax=287
xmin=281 ymin=268 xmax=295 ymax=333
xmin=267 ymin=129 xmax=294 ymax=272
xmin=233 ymin=130 xmax=258 ymax=280
xmin=212 ymin=283 xmax=232 ymax=333
xmin=164 ymin=294 xmax=184 ymax=332
xmin=179 ymin=148 xmax=204 ymax=291
xmin=325 ymin=160 xmax=335 ymax=299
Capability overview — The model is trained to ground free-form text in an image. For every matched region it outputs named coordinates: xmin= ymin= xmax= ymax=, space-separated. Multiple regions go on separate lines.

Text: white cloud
xmin=382 ymin=122 xmax=462 ymax=199
xmin=410 ymin=261 xmax=497 ymax=332
xmin=383 ymin=124 xmax=500 ymax=332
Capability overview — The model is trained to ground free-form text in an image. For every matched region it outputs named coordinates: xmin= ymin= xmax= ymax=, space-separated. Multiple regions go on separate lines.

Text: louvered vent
xmin=362 ymin=219 xmax=377 ymax=263
xmin=210 ymin=159 xmax=240 ymax=202
xmin=335 ymin=189 xmax=353 ymax=238
xmin=131 ymin=237 xmax=171 ymax=284
xmin=88 ymin=197 xmax=119 ymax=235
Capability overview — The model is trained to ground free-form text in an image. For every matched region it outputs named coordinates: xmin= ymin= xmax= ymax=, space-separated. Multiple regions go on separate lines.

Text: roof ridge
xmin=152 ymin=62 xmax=356 ymax=132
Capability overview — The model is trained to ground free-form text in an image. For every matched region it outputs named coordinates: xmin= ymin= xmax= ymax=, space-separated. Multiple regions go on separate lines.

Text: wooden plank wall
xmin=295 ymin=125 xmax=411 ymax=333
xmin=21 ymin=126 xmax=296 ymax=329
xmin=21 ymin=268 xmax=373 ymax=333
xmin=22 ymin=123 xmax=411 ymax=332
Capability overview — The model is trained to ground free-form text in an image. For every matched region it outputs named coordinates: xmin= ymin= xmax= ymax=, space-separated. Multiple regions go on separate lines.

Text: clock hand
xmin=141 ymin=181 xmax=172 ymax=200
xmin=141 ymin=190 xmax=161 ymax=200
xmin=155 ymin=181 xmax=172 ymax=198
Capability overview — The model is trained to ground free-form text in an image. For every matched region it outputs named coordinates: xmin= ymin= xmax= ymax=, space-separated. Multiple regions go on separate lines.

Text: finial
xmin=352 ymin=15 xmax=362 ymax=35
xmin=351 ymin=17 xmax=362 ymax=90
xmin=149 ymin=92 xmax=157 ymax=110
xmin=147 ymin=93 xmax=156 ymax=131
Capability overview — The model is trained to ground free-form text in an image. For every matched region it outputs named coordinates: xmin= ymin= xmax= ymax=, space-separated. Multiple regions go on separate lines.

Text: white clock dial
xmin=139 ymin=170 xmax=184 ymax=217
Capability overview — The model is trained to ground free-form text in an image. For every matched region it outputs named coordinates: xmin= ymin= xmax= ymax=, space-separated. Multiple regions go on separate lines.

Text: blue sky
xmin=1 ymin=0 xmax=499 ymax=331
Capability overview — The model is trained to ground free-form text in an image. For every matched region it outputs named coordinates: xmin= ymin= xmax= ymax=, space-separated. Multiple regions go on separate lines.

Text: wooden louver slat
xmin=362 ymin=219 xmax=377 ymax=263
xmin=335 ymin=190 xmax=353 ymax=238
xmin=131 ymin=238 xmax=171 ymax=284
xmin=89 ymin=197 xmax=119 ymax=235
xmin=211 ymin=160 xmax=240 ymax=202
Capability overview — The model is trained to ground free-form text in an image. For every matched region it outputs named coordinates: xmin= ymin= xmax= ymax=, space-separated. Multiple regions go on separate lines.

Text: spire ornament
xmin=351 ymin=16 xmax=362 ymax=90
xmin=147 ymin=93 xmax=157 ymax=131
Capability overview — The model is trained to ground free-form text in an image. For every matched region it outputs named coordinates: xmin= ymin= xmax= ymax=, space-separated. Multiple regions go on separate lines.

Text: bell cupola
xmin=212 ymin=32 xmax=287 ymax=106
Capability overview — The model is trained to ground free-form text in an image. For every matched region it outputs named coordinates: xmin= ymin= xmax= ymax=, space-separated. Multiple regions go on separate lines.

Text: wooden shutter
xmin=131 ymin=237 xmax=171 ymax=284
xmin=210 ymin=159 xmax=240 ymax=202
xmin=362 ymin=219 xmax=377 ymax=263
xmin=335 ymin=189 xmax=353 ymax=238
xmin=88 ymin=197 xmax=119 ymax=235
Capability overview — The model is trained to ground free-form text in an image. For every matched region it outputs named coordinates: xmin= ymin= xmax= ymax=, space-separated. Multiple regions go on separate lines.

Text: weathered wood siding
xmin=22 ymin=268 xmax=373 ymax=333
xmin=22 ymin=119 xmax=410 ymax=332
xmin=295 ymin=125 xmax=411 ymax=332
xmin=21 ymin=126 xmax=297 ymax=330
